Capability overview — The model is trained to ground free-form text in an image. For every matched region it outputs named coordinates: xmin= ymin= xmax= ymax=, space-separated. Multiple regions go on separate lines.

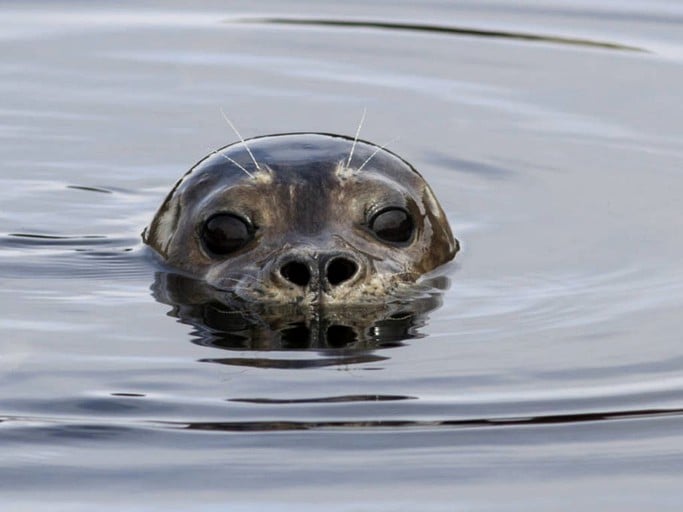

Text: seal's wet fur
xmin=144 ymin=133 xmax=458 ymax=306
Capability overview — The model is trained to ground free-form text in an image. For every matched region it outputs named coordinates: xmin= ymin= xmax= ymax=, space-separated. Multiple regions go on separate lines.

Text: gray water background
xmin=1 ymin=1 xmax=683 ymax=509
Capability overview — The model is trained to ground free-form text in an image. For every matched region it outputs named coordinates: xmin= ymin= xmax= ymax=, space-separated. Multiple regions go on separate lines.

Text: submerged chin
xmin=210 ymin=272 xmax=420 ymax=307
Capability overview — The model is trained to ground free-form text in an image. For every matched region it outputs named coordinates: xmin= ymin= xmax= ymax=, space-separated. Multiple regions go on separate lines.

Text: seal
xmin=143 ymin=133 xmax=458 ymax=306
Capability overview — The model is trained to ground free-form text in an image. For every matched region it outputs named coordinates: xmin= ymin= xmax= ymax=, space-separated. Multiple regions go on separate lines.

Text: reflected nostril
xmin=326 ymin=325 xmax=358 ymax=347
xmin=280 ymin=261 xmax=311 ymax=287
xmin=326 ymin=257 xmax=358 ymax=286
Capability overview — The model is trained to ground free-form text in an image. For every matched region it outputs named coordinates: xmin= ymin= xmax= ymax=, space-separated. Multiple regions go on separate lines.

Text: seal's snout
xmin=278 ymin=251 xmax=362 ymax=292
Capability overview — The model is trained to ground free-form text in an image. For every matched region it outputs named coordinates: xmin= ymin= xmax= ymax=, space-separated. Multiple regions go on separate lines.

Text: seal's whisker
xmin=357 ymin=136 xmax=400 ymax=172
xmin=220 ymin=154 xmax=255 ymax=179
xmin=221 ymin=275 xmax=262 ymax=285
xmin=219 ymin=108 xmax=261 ymax=171
xmin=346 ymin=107 xmax=367 ymax=169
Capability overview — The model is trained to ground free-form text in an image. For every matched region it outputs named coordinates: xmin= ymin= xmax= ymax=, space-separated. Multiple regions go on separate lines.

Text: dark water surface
xmin=2 ymin=1 xmax=683 ymax=509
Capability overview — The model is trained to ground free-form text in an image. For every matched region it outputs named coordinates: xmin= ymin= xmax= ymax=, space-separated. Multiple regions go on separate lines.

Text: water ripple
xmin=234 ymin=17 xmax=646 ymax=53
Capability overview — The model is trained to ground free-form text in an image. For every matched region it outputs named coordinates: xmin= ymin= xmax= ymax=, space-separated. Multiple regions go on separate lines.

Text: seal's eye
xmin=202 ymin=213 xmax=253 ymax=256
xmin=369 ymin=207 xmax=414 ymax=244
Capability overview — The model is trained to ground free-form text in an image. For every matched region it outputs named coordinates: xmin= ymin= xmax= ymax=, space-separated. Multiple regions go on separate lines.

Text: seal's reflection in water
xmin=152 ymin=271 xmax=449 ymax=369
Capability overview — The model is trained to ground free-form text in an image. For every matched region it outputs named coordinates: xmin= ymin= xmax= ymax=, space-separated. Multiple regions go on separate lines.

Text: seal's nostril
xmin=280 ymin=261 xmax=311 ymax=287
xmin=326 ymin=257 xmax=358 ymax=286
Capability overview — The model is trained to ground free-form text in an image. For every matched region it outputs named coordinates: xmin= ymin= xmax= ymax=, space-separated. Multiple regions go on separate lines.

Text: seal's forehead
xmin=247 ymin=133 xmax=355 ymax=166
xmin=176 ymin=133 xmax=423 ymax=196
xmin=227 ymin=133 xmax=417 ymax=177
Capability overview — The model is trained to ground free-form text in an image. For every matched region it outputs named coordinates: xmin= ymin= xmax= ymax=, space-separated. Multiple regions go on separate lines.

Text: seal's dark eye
xmin=202 ymin=214 xmax=253 ymax=256
xmin=369 ymin=207 xmax=414 ymax=244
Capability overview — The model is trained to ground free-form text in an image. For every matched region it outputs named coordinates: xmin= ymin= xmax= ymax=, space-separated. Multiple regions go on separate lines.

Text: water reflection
xmin=151 ymin=271 xmax=447 ymax=368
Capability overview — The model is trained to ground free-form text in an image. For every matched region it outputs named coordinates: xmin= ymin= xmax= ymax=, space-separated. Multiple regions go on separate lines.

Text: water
xmin=2 ymin=1 xmax=683 ymax=509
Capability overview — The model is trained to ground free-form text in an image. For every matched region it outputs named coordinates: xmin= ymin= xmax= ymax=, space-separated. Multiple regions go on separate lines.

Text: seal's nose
xmin=279 ymin=252 xmax=360 ymax=290
xmin=280 ymin=259 xmax=312 ymax=288
xmin=324 ymin=255 xmax=359 ymax=286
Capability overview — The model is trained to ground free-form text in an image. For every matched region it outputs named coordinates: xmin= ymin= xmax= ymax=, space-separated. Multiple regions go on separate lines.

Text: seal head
xmin=143 ymin=133 xmax=458 ymax=305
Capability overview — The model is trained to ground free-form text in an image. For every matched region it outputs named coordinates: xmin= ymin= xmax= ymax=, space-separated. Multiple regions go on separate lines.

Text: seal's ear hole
xmin=369 ymin=207 xmax=414 ymax=244
xmin=202 ymin=213 xmax=253 ymax=256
